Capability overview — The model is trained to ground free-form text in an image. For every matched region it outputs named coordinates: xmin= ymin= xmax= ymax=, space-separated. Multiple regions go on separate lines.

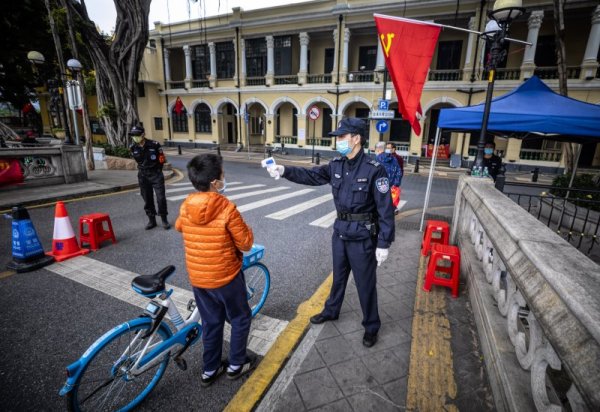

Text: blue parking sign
xmin=378 ymin=99 xmax=389 ymax=111
xmin=376 ymin=120 xmax=389 ymax=133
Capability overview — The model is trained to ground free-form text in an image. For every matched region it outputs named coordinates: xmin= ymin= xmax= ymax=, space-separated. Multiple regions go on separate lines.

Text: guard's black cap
xmin=329 ymin=117 xmax=366 ymax=137
xmin=129 ymin=125 xmax=145 ymax=136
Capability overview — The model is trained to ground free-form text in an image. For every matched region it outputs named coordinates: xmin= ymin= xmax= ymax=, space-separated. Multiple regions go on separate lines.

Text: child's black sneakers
xmin=226 ymin=357 xmax=256 ymax=380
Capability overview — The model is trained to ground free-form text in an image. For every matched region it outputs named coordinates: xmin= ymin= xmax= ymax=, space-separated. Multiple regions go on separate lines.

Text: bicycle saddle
xmin=131 ymin=265 xmax=176 ymax=296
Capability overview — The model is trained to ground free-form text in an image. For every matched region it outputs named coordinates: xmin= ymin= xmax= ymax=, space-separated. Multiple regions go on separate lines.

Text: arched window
xmin=172 ymin=107 xmax=188 ymax=132
xmin=194 ymin=103 xmax=212 ymax=133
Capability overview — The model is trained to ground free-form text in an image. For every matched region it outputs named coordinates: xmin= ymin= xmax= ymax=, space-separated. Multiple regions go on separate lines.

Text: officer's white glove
xmin=267 ymin=165 xmax=284 ymax=180
xmin=375 ymin=248 xmax=389 ymax=267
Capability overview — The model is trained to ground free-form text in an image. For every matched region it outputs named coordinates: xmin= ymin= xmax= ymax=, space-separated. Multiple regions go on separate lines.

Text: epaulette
xmin=331 ymin=156 xmax=342 ymax=161
xmin=368 ymin=160 xmax=380 ymax=167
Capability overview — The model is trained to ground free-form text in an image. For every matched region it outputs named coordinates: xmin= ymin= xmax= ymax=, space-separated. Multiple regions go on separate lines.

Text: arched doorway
xmin=247 ymin=102 xmax=267 ymax=146
xmin=217 ymin=102 xmax=238 ymax=145
xmin=388 ymin=102 xmax=412 ymax=152
xmin=342 ymin=102 xmax=370 ymax=146
xmin=275 ymin=102 xmax=298 ymax=145
xmin=305 ymin=103 xmax=333 ymax=147
xmin=423 ymin=103 xmax=455 ymax=159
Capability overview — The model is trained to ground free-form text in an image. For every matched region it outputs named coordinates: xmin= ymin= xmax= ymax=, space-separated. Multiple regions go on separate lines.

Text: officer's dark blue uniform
xmin=281 ymin=119 xmax=395 ymax=343
xmin=129 ymin=126 xmax=169 ymax=229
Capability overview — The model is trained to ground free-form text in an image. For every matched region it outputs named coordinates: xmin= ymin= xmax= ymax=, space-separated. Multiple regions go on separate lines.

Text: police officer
xmin=129 ymin=125 xmax=170 ymax=230
xmin=267 ymin=118 xmax=395 ymax=347
xmin=482 ymin=141 xmax=503 ymax=181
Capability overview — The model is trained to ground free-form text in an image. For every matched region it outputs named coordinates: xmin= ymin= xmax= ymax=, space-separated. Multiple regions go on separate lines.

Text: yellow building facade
xmin=134 ymin=0 xmax=600 ymax=169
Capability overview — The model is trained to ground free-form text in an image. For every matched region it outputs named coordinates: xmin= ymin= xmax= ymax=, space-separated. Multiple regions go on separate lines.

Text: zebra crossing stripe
xmin=46 ymin=256 xmax=287 ymax=357
xmin=167 ymin=186 xmax=288 ymax=202
xmin=238 ymin=189 xmax=314 ymax=213
xmin=265 ymin=194 xmax=333 ymax=220
xmin=309 ymin=210 xmax=337 ymax=228
xmin=169 ymin=181 xmax=243 ymax=187
xmin=167 ymin=184 xmax=265 ymax=194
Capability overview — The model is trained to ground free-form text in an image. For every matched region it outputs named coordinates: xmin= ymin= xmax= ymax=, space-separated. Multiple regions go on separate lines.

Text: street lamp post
xmin=379 ymin=68 xmax=388 ymax=142
xmin=27 ymin=51 xmax=73 ymax=144
xmin=473 ymin=0 xmax=525 ymax=170
xmin=66 ymin=58 xmax=83 ymax=146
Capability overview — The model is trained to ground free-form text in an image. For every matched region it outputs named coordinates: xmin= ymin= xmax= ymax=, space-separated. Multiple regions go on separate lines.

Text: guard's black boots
xmin=145 ymin=216 xmax=157 ymax=230
xmin=161 ymin=216 xmax=171 ymax=230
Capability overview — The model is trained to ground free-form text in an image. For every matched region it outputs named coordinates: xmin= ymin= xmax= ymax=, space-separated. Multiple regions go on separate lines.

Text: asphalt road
xmin=0 ymin=153 xmax=458 ymax=411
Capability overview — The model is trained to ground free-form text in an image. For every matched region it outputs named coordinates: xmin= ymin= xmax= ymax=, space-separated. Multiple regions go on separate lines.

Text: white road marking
xmin=169 ymin=181 xmax=243 ymax=187
xmin=396 ymin=200 xmax=407 ymax=211
xmin=309 ymin=210 xmax=338 ymax=228
xmin=168 ymin=186 xmax=284 ymax=202
xmin=166 ymin=183 xmax=264 ymax=194
xmin=266 ymin=194 xmax=333 ymax=220
xmin=46 ymin=256 xmax=287 ymax=357
xmin=238 ymin=189 xmax=315 ymax=213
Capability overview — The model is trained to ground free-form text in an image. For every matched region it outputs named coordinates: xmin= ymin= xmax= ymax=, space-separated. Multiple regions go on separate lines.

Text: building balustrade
xmin=274 ymin=135 xmax=297 ymax=145
xmin=534 ymin=66 xmax=582 ymax=79
xmin=482 ymin=68 xmax=522 ymax=80
xmin=306 ymin=137 xmax=332 ymax=147
xmin=519 ymin=148 xmax=562 ymax=162
xmin=192 ymin=79 xmax=210 ymax=88
xmin=307 ymin=73 xmax=332 ymax=84
xmin=167 ymin=80 xmax=185 ymax=89
xmin=274 ymin=75 xmax=299 ymax=85
xmin=246 ymin=76 xmax=266 ymax=86
xmin=452 ymin=176 xmax=600 ymax=412
xmin=428 ymin=69 xmax=462 ymax=81
xmin=347 ymin=71 xmax=374 ymax=83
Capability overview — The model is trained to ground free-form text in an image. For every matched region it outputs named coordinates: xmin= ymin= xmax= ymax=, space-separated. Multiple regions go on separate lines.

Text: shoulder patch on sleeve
xmin=375 ymin=177 xmax=390 ymax=193
xmin=368 ymin=160 xmax=380 ymax=167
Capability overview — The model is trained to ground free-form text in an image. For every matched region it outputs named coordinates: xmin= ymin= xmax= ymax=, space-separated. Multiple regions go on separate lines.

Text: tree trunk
xmin=44 ymin=0 xmax=72 ymax=144
xmin=61 ymin=0 xmax=94 ymax=170
xmin=553 ymin=0 xmax=576 ymax=174
xmin=67 ymin=0 xmax=151 ymax=147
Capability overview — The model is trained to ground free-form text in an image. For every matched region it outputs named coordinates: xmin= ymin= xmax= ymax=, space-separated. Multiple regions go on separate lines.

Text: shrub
xmin=96 ymin=143 xmax=131 ymax=159
xmin=551 ymin=173 xmax=600 ymax=211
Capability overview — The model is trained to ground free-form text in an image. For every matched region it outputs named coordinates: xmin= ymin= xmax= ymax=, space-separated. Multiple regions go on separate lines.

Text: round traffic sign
xmin=376 ymin=120 xmax=389 ymax=133
xmin=308 ymin=105 xmax=321 ymax=120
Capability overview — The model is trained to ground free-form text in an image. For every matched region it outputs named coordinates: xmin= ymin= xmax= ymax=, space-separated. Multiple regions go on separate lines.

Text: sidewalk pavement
xmin=252 ymin=209 xmax=495 ymax=412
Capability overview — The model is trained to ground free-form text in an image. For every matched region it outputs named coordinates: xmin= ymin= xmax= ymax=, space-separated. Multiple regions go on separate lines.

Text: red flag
xmin=174 ymin=97 xmax=185 ymax=115
xmin=374 ymin=14 xmax=441 ymax=135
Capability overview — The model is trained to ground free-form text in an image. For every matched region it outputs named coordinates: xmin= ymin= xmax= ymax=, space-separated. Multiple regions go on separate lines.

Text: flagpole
xmin=373 ymin=13 xmax=531 ymax=46
xmin=419 ymin=127 xmax=441 ymax=232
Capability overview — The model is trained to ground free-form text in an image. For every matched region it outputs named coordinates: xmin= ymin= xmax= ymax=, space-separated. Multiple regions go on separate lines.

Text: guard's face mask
xmin=131 ymin=135 xmax=143 ymax=144
xmin=484 ymin=148 xmax=494 ymax=155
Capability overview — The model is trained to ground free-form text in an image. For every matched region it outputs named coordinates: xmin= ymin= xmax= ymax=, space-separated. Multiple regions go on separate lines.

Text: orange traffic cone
xmin=46 ymin=201 xmax=89 ymax=262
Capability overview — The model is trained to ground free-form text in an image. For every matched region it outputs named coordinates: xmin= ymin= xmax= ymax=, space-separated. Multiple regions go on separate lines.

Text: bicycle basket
xmin=243 ymin=244 xmax=265 ymax=267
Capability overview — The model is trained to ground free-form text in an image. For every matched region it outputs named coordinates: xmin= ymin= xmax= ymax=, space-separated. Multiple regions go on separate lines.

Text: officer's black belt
xmin=337 ymin=212 xmax=376 ymax=222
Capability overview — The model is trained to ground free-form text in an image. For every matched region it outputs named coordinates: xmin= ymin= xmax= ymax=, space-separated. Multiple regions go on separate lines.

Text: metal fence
xmin=502 ymin=182 xmax=600 ymax=259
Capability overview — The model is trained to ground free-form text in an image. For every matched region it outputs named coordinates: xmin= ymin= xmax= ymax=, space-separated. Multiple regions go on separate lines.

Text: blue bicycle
xmin=59 ymin=244 xmax=270 ymax=411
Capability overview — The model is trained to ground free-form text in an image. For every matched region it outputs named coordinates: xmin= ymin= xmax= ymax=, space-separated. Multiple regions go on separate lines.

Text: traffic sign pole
xmin=308 ymin=105 xmax=321 ymax=163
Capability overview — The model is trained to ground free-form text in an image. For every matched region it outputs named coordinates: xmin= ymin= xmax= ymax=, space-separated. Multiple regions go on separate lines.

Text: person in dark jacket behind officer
xmin=482 ymin=141 xmax=503 ymax=181
xmin=129 ymin=125 xmax=170 ymax=230
xmin=266 ymin=117 xmax=395 ymax=348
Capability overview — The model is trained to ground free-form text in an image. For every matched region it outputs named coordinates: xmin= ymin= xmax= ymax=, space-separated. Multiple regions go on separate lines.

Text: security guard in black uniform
xmin=129 ymin=125 xmax=170 ymax=230
xmin=267 ymin=118 xmax=395 ymax=347
xmin=482 ymin=141 xmax=503 ymax=181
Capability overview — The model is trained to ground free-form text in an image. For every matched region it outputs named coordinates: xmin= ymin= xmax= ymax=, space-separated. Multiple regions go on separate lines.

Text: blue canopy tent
xmin=437 ymin=76 xmax=600 ymax=139
xmin=419 ymin=76 xmax=600 ymax=231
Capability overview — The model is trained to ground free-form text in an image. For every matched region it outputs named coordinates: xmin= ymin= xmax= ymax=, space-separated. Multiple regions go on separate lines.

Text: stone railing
xmin=0 ymin=145 xmax=87 ymax=187
xmin=451 ymin=176 xmax=600 ymax=411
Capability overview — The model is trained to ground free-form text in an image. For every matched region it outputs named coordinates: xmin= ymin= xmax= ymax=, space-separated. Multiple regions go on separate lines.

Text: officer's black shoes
xmin=226 ymin=356 xmax=256 ymax=380
xmin=309 ymin=313 xmax=339 ymax=325
xmin=362 ymin=332 xmax=378 ymax=348
xmin=201 ymin=362 xmax=227 ymax=388
xmin=161 ymin=217 xmax=171 ymax=230
xmin=145 ymin=216 xmax=157 ymax=230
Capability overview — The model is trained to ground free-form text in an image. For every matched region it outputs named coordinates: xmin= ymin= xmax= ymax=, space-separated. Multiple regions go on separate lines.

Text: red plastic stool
xmin=421 ymin=220 xmax=450 ymax=256
xmin=79 ymin=213 xmax=117 ymax=251
xmin=424 ymin=243 xmax=460 ymax=298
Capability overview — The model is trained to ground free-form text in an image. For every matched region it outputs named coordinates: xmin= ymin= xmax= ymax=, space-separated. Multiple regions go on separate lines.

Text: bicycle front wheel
xmin=245 ymin=262 xmax=270 ymax=317
xmin=67 ymin=319 xmax=171 ymax=412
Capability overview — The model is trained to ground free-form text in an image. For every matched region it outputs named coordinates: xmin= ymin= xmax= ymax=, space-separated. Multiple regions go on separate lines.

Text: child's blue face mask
xmin=215 ymin=178 xmax=227 ymax=194
xmin=484 ymin=148 xmax=494 ymax=155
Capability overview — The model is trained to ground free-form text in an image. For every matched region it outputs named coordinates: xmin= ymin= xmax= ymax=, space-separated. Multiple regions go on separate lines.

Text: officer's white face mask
xmin=132 ymin=135 xmax=143 ymax=144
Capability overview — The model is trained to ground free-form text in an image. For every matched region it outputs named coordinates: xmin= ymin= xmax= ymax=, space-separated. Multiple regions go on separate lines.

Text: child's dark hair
xmin=187 ymin=154 xmax=223 ymax=191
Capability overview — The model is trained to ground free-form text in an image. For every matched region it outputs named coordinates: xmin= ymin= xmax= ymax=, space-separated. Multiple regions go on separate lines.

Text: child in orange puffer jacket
xmin=175 ymin=153 xmax=255 ymax=387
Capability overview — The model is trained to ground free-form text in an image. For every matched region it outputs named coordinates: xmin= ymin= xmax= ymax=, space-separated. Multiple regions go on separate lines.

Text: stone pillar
xmin=266 ymin=35 xmax=275 ymax=86
xmin=265 ymin=114 xmax=275 ymax=145
xmin=462 ymin=17 xmax=477 ymax=81
xmin=208 ymin=42 xmax=217 ymax=88
xmin=520 ymin=10 xmax=544 ymax=80
xmin=341 ymin=28 xmax=350 ymax=83
xmin=332 ymin=29 xmax=340 ymax=83
xmin=163 ymin=48 xmax=171 ymax=83
xmin=505 ymin=137 xmax=523 ymax=163
xmin=240 ymin=39 xmax=247 ymax=86
xmin=581 ymin=6 xmax=600 ymax=80
xmin=375 ymin=38 xmax=385 ymax=83
xmin=232 ymin=39 xmax=238 ymax=85
xmin=298 ymin=32 xmax=310 ymax=85
xmin=183 ymin=45 xmax=192 ymax=89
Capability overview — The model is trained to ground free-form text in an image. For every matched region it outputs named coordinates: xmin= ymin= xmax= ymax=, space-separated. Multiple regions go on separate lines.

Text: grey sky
xmin=85 ymin=0 xmax=310 ymax=34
